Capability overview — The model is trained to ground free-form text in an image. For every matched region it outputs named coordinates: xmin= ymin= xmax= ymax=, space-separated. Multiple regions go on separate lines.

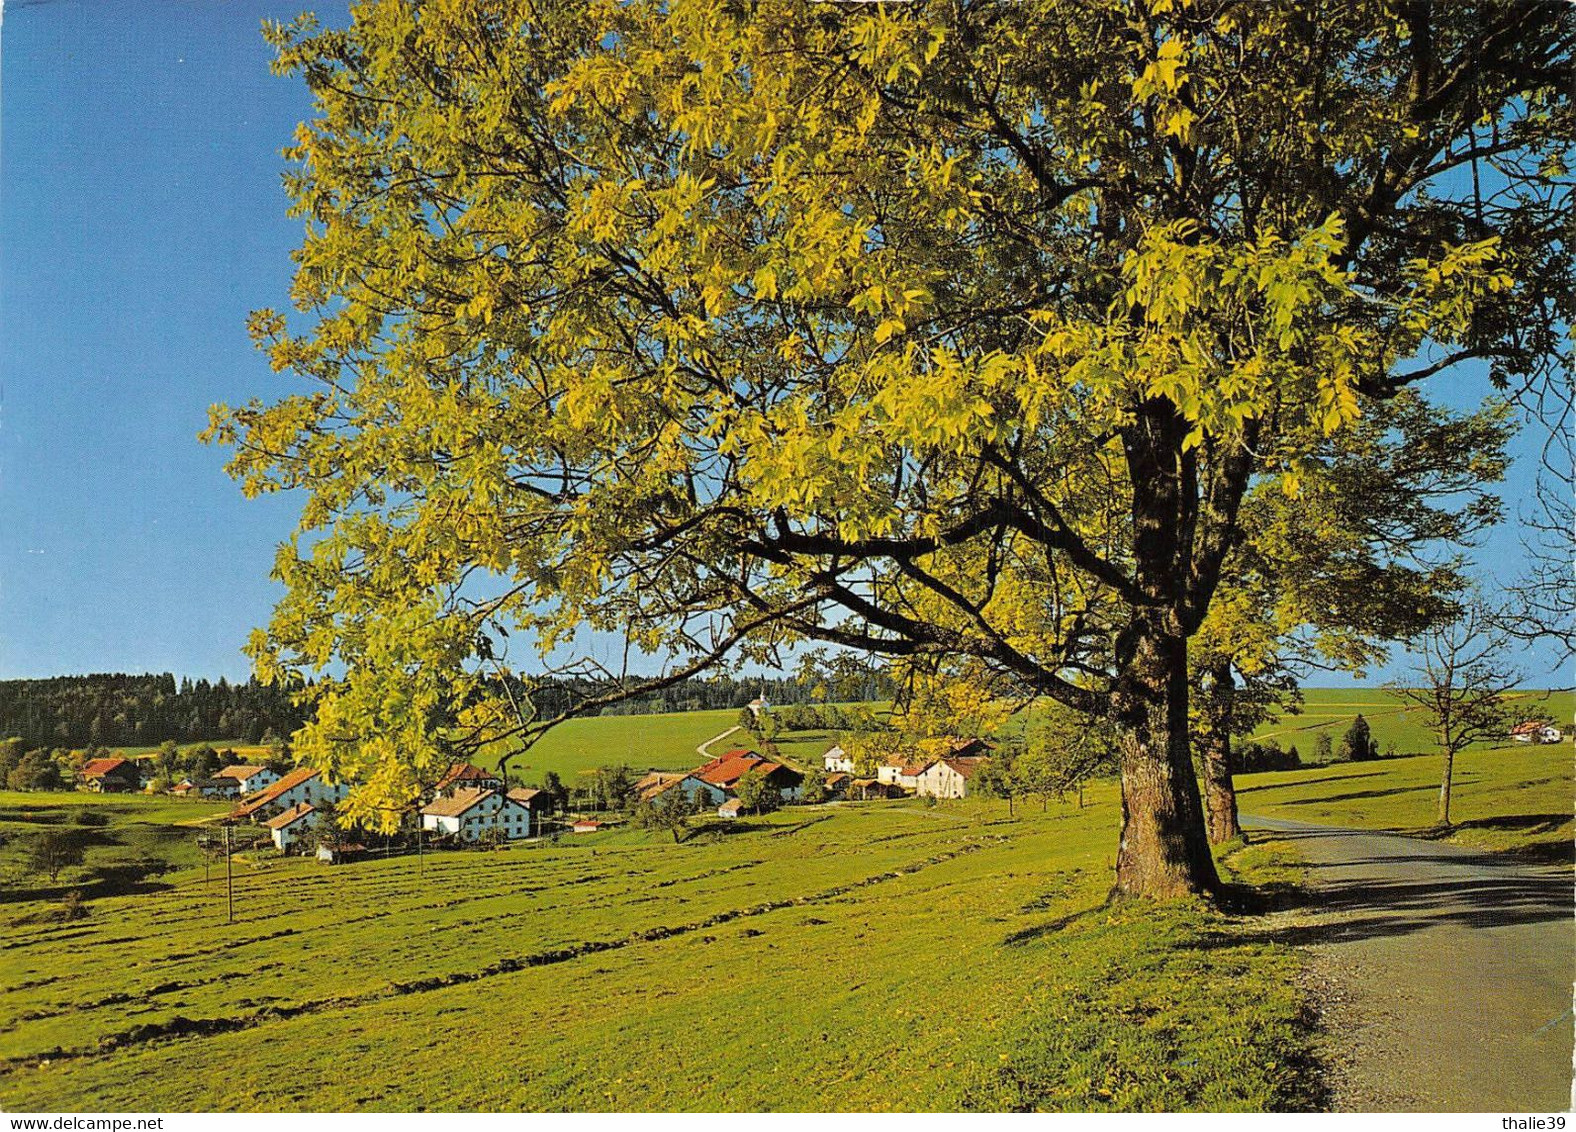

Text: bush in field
xmin=8 ymin=750 xmax=62 ymax=792
xmin=28 ymin=830 xmax=85 ymax=882
xmin=73 ymin=810 xmax=110 ymax=828
xmin=56 ymin=889 xmax=89 ymax=922
xmin=1312 ymin=732 xmax=1334 ymax=763
xmin=735 ymin=770 xmax=780 ymax=816
xmin=1337 ymin=715 xmax=1380 ymax=762
xmin=797 ymin=767 xmax=827 ymax=805
xmin=1235 ymin=740 xmax=1301 ymax=773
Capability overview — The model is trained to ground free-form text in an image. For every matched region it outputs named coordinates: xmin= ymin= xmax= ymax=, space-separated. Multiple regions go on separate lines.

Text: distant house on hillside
xmin=434 ymin=762 xmax=505 ymax=797
xmin=421 ymin=787 xmax=533 ymax=842
xmin=717 ymin=798 xmax=744 ymax=819
xmin=1511 ymin=721 xmax=1565 ymax=744
xmin=824 ymin=772 xmax=852 ymax=798
xmin=822 ymin=745 xmax=854 ymax=774
xmin=266 ymin=802 xmax=319 ymax=852
xmin=212 ymin=764 xmax=279 ymax=795
xmin=571 ymin=818 xmax=604 ymax=833
xmin=78 ymin=757 xmax=140 ymax=794
xmin=914 ymin=757 xmax=987 ymax=799
xmin=231 ymin=767 xmax=349 ymax=823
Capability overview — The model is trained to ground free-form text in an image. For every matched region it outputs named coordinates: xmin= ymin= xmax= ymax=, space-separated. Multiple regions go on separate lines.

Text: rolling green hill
xmin=0 ymin=793 xmax=1311 ymax=1112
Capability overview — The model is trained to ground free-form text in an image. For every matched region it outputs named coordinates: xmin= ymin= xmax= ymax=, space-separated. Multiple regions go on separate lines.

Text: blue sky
xmin=0 ymin=1 xmax=1566 ymax=687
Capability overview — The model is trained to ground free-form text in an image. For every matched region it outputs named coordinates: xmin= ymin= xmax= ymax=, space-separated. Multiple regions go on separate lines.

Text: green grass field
xmin=0 ymin=791 xmax=231 ymax=901
xmin=1237 ymin=738 xmax=1573 ymax=861
xmin=0 ymin=789 xmax=1316 ymax=1113
xmin=1247 ymin=688 xmax=1573 ymax=758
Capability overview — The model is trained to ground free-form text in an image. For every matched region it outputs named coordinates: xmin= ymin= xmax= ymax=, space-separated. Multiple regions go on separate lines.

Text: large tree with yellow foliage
xmin=211 ymin=0 xmax=1572 ymax=897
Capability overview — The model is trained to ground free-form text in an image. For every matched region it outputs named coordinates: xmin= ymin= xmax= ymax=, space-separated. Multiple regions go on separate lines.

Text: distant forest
xmin=0 ymin=667 xmax=890 ymax=749
xmin=0 ymin=673 xmax=311 ymax=749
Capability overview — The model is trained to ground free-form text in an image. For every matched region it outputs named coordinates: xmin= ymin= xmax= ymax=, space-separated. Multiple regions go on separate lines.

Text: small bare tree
xmin=1390 ymin=600 xmax=1519 ymax=827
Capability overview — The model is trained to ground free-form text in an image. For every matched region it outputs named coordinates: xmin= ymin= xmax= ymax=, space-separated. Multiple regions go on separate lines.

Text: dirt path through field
xmin=695 ymin=724 xmax=742 ymax=759
xmin=1243 ymin=815 xmax=1574 ymax=1112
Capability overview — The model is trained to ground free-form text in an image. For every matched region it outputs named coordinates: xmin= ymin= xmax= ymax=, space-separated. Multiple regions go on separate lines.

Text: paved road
xmin=1243 ymin=815 xmax=1574 ymax=1112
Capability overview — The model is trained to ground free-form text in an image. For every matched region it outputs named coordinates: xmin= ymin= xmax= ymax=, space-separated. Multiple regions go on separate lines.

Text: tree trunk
xmin=1200 ymin=663 xmax=1243 ymax=845
xmin=1437 ymin=747 xmax=1455 ymax=826
xmin=1111 ymin=625 xmax=1221 ymax=899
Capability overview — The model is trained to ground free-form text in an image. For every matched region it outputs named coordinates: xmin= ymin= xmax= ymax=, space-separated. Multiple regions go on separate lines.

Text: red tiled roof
xmin=572 ymin=819 xmax=602 ymax=831
xmin=942 ymin=756 xmax=986 ymax=779
xmin=898 ymin=761 xmax=934 ymax=778
xmin=80 ymin=757 xmax=132 ymax=778
xmin=435 ymin=762 xmax=501 ymax=791
xmin=264 ymin=802 xmax=315 ymax=830
xmin=232 ymin=766 xmax=319 ymax=819
xmin=212 ymin=764 xmax=266 ymax=782
xmin=695 ymin=753 xmax=765 ymax=788
xmin=421 ymin=787 xmax=497 ymax=818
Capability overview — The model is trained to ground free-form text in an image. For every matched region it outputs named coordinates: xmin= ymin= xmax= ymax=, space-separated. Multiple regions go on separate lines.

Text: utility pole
xmin=224 ymin=822 xmax=234 ymax=924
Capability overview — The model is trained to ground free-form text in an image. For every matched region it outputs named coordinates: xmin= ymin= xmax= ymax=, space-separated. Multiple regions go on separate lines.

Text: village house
xmin=420 ymin=787 xmax=533 ymax=842
xmin=1510 ymin=721 xmax=1565 ymax=744
xmin=174 ymin=777 xmax=240 ymax=800
xmin=848 ymin=777 xmax=902 ymax=801
xmin=913 ymin=756 xmax=987 ymax=800
xmin=693 ymin=748 xmax=804 ymax=799
xmin=266 ymin=802 xmax=319 ymax=853
xmin=231 ymin=767 xmax=350 ymax=823
xmin=571 ymin=818 xmax=604 ymax=833
xmin=876 ymin=758 xmax=932 ymax=792
xmin=506 ymin=786 xmax=554 ymax=822
xmin=824 ymin=772 xmax=852 ymax=799
xmin=822 ymin=744 xmax=855 ymax=774
xmin=434 ymin=762 xmax=505 ymax=796
xmin=212 ymin=764 xmax=279 ymax=795
xmin=634 ymin=771 xmax=693 ymax=804
xmin=77 ymin=756 xmax=141 ymax=794
xmin=717 ymin=798 xmax=744 ymax=819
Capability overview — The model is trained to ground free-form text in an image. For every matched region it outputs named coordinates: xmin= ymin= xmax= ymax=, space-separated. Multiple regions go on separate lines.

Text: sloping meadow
xmin=1 ymin=794 xmax=1314 ymax=1111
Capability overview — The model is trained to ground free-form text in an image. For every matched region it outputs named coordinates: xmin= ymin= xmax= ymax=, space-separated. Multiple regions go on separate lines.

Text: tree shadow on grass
xmin=1201 ymin=833 xmax=1572 ymax=950
xmin=1237 ymin=769 xmax=1389 ymax=795
xmin=1278 ymin=783 xmax=1435 ymax=806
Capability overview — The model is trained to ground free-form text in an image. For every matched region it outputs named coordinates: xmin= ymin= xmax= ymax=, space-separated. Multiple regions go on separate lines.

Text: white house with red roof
xmin=434 ymin=762 xmax=505 ymax=796
xmin=265 ymin=802 xmax=320 ymax=852
xmin=913 ymin=756 xmax=987 ymax=799
xmin=420 ymin=787 xmax=533 ymax=841
xmin=232 ymin=767 xmax=349 ymax=822
xmin=822 ymin=744 xmax=855 ymax=774
xmin=212 ymin=764 xmax=279 ymax=795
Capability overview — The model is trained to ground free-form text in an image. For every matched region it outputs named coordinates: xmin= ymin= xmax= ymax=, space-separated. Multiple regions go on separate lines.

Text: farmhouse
xmin=1510 ymin=721 xmax=1565 ymax=744
xmin=848 ymin=777 xmax=901 ymax=800
xmin=231 ymin=767 xmax=349 ymax=822
xmin=876 ymin=759 xmax=932 ymax=791
xmin=693 ymin=749 xmax=804 ymax=799
xmin=506 ymin=787 xmax=554 ymax=820
xmin=572 ymin=818 xmax=604 ymax=833
xmin=434 ymin=762 xmax=505 ymax=796
xmin=78 ymin=757 xmax=140 ymax=793
xmin=212 ymin=764 xmax=279 ymax=794
xmin=822 ymin=744 xmax=854 ymax=774
xmin=717 ymin=798 xmax=744 ymax=819
xmin=824 ymin=772 xmax=852 ymax=798
xmin=634 ymin=771 xmax=690 ymax=804
xmin=914 ymin=756 xmax=987 ymax=799
xmin=420 ymin=787 xmax=533 ymax=842
xmin=175 ymin=777 xmax=239 ymax=799
xmin=265 ymin=802 xmax=319 ymax=853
